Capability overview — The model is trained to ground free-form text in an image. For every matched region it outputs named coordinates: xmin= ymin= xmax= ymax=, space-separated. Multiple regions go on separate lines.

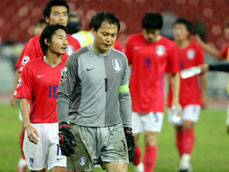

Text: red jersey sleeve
xmin=124 ymin=36 xmax=133 ymax=65
xmin=167 ymin=42 xmax=180 ymax=73
xmin=114 ymin=39 xmax=123 ymax=51
xmin=15 ymin=43 xmax=28 ymax=69
xmin=18 ymin=36 xmax=42 ymax=73
xmin=221 ymin=44 xmax=229 ymax=59
xmin=14 ymin=64 xmax=33 ymax=100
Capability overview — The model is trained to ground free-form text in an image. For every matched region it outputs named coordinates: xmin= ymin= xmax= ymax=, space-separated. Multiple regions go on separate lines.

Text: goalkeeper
xmin=57 ymin=11 xmax=134 ymax=172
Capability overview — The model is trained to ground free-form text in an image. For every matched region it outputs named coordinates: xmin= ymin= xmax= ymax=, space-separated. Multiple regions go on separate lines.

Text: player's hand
xmin=124 ymin=127 xmax=135 ymax=162
xmin=172 ymin=102 xmax=182 ymax=116
xmin=199 ymin=64 xmax=209 ymax=73
xmin=191 ymin=34 xmax=204 ymax=45
xmin=58 ymin=121 xmax=76 ymax=157
xmin=227 ymin=126 xmax=229 ymax=135
xmin=9 ymin=95 xmax=17 ymax=107
xmin=25 ymin=124 xmax=40 ymax=144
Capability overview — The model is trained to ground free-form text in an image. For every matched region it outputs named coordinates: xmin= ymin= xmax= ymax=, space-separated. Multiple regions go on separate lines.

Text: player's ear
xmin=45 ymin=17 xmax=50 ymax=25
xmin=91 ymin=28 xmax=96 ymax=36
xmin=44 ymin=39 xmax=50 ymax=46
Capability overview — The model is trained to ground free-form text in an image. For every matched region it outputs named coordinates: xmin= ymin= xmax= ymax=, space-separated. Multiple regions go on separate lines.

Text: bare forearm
xmin=12 ymin=70 xmax=21 ymax=93
xmin=200 ymin=42 xmax=223 ymax=60
xmin=200 ymin=73 xmax=207 ymax=98
xmin=171 ymin=73 xmax=180 ymax=105
xmin=20 ymin=99 xmax=31 ymax=128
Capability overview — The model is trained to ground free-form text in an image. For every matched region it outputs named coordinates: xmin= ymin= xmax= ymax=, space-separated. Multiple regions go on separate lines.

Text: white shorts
xmin=168 ymin=105 xmax=201 ymax=126
xmin=132 ymin=112 xmax=164 ymax=134
xmin=23 ymin=123 xmax=66 ymax=170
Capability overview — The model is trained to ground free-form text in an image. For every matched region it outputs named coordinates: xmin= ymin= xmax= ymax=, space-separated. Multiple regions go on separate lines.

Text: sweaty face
xmin=92 ymin=21 xmax=118 ymax=54
xmin=48 ymin=29 xmax=68 ymax=55
xmin=46 ymin=6 xmax=68 ymax=27
xmin=143 ymin=29 xmax=160 ymax=43
xmin=173 ymin=24 xmax=190 ymax=42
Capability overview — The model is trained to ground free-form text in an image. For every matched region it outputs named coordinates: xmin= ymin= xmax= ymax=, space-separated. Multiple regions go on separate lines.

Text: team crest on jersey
xmin=22 ymin=56 xmax=30 ymax=65
xmin=67 ymin=45 xmax=74 ymax=56
xmin=187 ymin=49 xmax=195 ymax=60
xmin=60 ymin=67 xmax=67 ymax=82
xmin=16 ymin=78 xmax=22 ymax=88
xmin=79 ymin=157 xmax=87 ymax=166
xmin=112 ymin=59 xmax=121 ymax=72
xmin=156 ymin=45 xmax=165 ymax=56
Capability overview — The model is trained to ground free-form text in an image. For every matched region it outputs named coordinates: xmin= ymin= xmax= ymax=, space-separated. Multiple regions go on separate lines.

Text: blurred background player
xmin=199 ymin=62 xmax=229 ymax=135
xmin=168 ymin=18 xmax=206 ymax=172
xmin=72 ymin=14 xmax=123 ymax=51
xmin=66 ymin=11 xmax=81 ymax=35
xmin=57 ymin=11 xmax=134 ymax=172
xmin=14 ymin=24 xmax=68 ymax=172
xmin=9 ymin=18 xmax=46 ymax=172
xmin=124 ymin=12 xmax=180 ymax=172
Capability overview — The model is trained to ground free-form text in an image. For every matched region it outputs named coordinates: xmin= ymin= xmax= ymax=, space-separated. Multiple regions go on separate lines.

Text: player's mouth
xmin=103 ymin=43 xmax=112 ymax=48
xmin=58 ymin=22 xmax=66 ymax=26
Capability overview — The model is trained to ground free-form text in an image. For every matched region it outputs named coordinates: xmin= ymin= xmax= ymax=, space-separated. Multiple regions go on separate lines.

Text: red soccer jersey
xmin=168 ymin=41 xmax=204 ymax=108
xmin=114 ymin=39 xmax=123 ymax=51
xmin=14 ymin=57 xmax=67 ymax=123
xmin=125 ymin=33 xmax=179 ymax=113
xmin=18 ymin=34 xmax=81 ymax=72
xmin=221 ymin=43 xmax=229 ymax=59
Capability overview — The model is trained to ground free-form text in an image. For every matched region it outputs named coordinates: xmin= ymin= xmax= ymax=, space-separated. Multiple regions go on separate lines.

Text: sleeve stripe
xmin=120 ymin=83 xmax=129 ymax=93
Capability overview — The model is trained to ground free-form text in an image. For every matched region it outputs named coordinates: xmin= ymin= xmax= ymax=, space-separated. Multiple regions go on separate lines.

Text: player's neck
xmin=43 ymin=53 xmax=62 ymax=67
xmin=176 ymin=39 xmax=190 ymax=49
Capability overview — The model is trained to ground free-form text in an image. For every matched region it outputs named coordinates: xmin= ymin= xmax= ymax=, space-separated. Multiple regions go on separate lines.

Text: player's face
xmin=46 ymin=6 xmax=68 ymax=27
xmin=173 ymin=24 xmax=189 ymax=41
xmin=92 ymin=21 xmax=118 ymax=54
xmin=49 ymin=29 xmax=68 ymax=55
xmin=224 ymin=27 xmax=229 ymax=41
xmin=143 ymin=29 xmax=160 ymax=43
xmin=34 ymin=23 xmax=46 ymax=36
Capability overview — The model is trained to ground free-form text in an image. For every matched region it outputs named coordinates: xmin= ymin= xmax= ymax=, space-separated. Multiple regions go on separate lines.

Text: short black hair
xmin=43 ymin=0 xmax=69 ymax=18
xmin=40 ymin=24 xmax=67 ymax=55
xmin=142 ymin=12 xmax=163 ymax=30
xmin=35 ymin=19 xmax=46 ymax=26
xmin=174 ymin=18 xmax=192 ymax=34
xmin=91 ymin=11 xmax=120 ymax=32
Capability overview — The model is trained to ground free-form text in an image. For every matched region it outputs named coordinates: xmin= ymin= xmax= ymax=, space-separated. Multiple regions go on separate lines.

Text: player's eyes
xmin=53 ymin=12 xmax=59 ymax=16
xmin=102 ymin=33 xmax=108 ymax=36
xmin=63 ymin=13 xmax=68 ymax=16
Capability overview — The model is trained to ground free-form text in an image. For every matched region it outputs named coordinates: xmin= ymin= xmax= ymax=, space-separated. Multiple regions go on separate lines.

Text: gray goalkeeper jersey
xmin=57 ymin=45 xmax=132 ymax=127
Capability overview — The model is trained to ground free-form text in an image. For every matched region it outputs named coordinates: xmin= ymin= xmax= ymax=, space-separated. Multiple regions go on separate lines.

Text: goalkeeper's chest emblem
xmin=112 ymin=59 xmax=121 ymax=72
xmin=79 ymin=157 xmax=87 ymax=166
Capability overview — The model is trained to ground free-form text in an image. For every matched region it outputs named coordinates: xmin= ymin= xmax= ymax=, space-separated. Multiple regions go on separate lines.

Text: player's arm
xmin=57 ymin=54 xmax=78 ymax=156
xmin=200 ymin=72 xmax=207 ymax=108
xmin=20 ymin=98 xmax=39 ymax=144
xmin=10 ymin=70 xmax=21 ymax=107
xmin=226 ymin=113 xmax=229 ymax=135
xmin=200 ymin=63 xmax=229 ymax=73
xmin=193 ymin=35 xmax=224 ymax=60
xmin=57 ymin=55 xmax=78 ymax=122
xmin=119 ymin=56 xmax=135 ymax=162
xmin=170 ymin=72 xmax=180 ymax=108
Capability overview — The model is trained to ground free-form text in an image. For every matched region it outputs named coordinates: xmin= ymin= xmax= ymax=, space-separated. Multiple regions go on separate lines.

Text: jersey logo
xmin=60 ymin=67 xmax=68 ymax=82
xmin=37 ymin=75 xmax=45 ymax=78
xmin=86 ymin=68 xmax=94 ymax=71
xmin=22 ymin=56 xmax=30 ymax=65
xmin=187 ymin=49 xmax=195 ymax=60
xmin=156 ymin=45 xmax=165 ymax=56
xmin=79 ymin=157 xmax=87 ymax=166
xmin=16 ymin=78 xmax=22 ymax=88
xmin=67 ymin=45 xmax=74 ymax=56
xmin=112 ymin=59 xmax=121 ymax=72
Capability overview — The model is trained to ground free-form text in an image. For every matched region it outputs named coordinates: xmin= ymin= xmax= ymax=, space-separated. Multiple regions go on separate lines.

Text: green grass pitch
xmin=0 ymin=104 xmax=229 ymax=172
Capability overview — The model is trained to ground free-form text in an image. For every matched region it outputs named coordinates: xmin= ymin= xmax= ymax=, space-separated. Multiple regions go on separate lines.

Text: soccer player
xmin=168 ymin=18 xmax=206 ymax=172
xmin=14 ymin=24 xmax=68 ymax=172
xmin=124 ymin=12 xmax=180 ymax=172
xmin=199 ymin=63 xmax=229 ymax=135
xmin=10 ymin=19 xmax=47 ymax=172
xmin=57 ymin=12 xmax=135 ymax=172
xmin=72 ymin=14 xmax=123 ymax=51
